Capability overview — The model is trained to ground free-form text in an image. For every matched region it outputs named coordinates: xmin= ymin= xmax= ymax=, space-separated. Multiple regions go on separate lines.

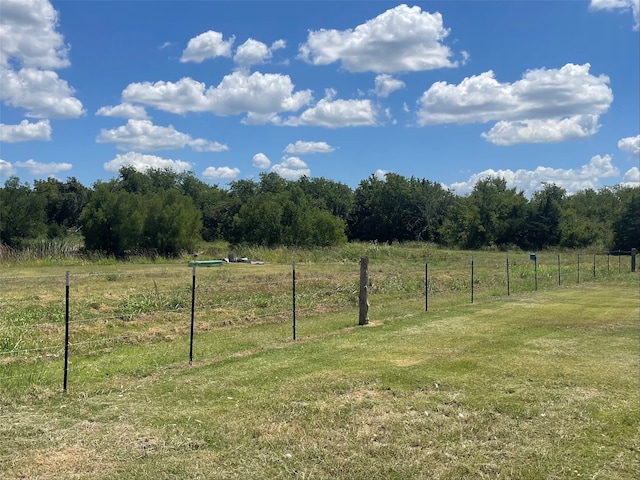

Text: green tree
xmin=230 ymin=194 xmax=284 ymax=246
xmin=348 ymin=173 xmax=415 ymax=242
xmin=298 ymin=176 xmax=354 ymax=223
xmin=309 ymin=210 xmax=347 ymax=246
xmin=80 ymin=177 xmax=202 ymax=257
xmin=407 ymin=177 xmax=454 ymax=242
xmin=612 ymin=191 xmax=640 ymax=251
xmin=34 ymin=176 xmax=89 ymax=237
xmin=441 ymin=177 xmax=527 ymax=249
xmin=142 ymin=190 xmax=202 ymax=256
xmin=80 ymin=182 xmax=146 ymax=255
xmin=180 ymin=173 xmax=230 ymax=241
xmin=523 ymin=183 xmax=565 ymax=250
xmin=0 ymin=177 xmax=47 ymax=247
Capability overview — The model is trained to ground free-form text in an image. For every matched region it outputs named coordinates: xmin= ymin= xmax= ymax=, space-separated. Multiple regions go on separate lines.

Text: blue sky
xmin=0 ymin=0 xmax=638 ymax=196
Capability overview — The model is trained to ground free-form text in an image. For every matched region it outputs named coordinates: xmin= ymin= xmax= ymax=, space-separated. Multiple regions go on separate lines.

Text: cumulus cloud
xmin=283 ymin=141 xmax=334 ymax=155
xmin=418 ymin=63 xmax=612 ymax=145
xmin=283 ymin=90 xmax=376 ymax=128
xmin=1 ymin=66 xmax=84 ymax=119
xmin=0 ymin=0 xmax=70 ymax=69
xmin=202 ymin=166 xmax=241 ymax=180
xmin=234 ymin=38 xmax=286 ymax=69
xmin=96 ymin=103 xmax=149 ymax=120
xmin=0 ymin=159 xmax=17 ymax=176
xmin=103 ymin=152 xmax=193 ymax=173
xmin=373 ymin=74 xmax=406 ymax=98
xmin=252 ymin=153 xmax=271 ymax=169
xmin=14 ymin=158 xmax=72 ymax=176
xmin=481 ymin=115 xmax=600 ymax=145
xmin=618 ymin=134 xmax=640 ymax=156
xmin=180 ymin=30 xmax=235 ymax=63
xmin=374 ymin=169 xmax=389 ymax=180
xmin=589 ymin=0 xmax=639 ymax=30
xmin=299 ymin=4 xmax=457 ymax=73
xmin=622 ymin=166 xmax=640 ymax=186
xmin=0 ymin=0 xmax=84 ymax=120
xmin=270 ymin=156 xmax=310 ymax=180
xmin=0 ymin=119 xmax=51 ymax=142
xmin=447 ymin=154 xmax=620 ymax=197
xmin=96 ymin=119 xmax=228 ymax=152
xmin=121 ymin=71 xmax=312 ymax=120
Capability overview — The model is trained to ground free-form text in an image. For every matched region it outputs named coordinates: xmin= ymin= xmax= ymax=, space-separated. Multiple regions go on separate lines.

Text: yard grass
xmin=1 ymin=273 xmax=638 ymax=479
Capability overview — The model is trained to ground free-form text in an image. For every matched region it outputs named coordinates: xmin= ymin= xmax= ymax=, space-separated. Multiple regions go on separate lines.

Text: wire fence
xmin=1 ymin=251 xmax=636 ymax=393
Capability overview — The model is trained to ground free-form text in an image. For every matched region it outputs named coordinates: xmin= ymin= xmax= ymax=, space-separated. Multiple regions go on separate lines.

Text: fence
xmin=1 ymin=251 xmax=636 ymax=394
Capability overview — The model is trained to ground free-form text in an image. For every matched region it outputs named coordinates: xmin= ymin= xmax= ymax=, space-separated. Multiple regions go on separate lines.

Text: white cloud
xmin=374 ymin=169 xmax=388 ymax=180
xmin=0 ymin=119 xmax=51 ymax=142
xmin=252 ymin=153 xmax=271 ymax=169
xmin=0 ymin=0 xmax=84 ymax=121
xmin=0 ymin=0 xmax=70 ymax=69
xmin=418 ymin=63 xmax=612 ymax=144
xmin=589 ymin=0 xmax=639 ymax=30
xmin=622 ymin=166 xmax=640 ymax=186
xmin=270 ymin=156 xmax=310 ymax=180
xmin=96 ymin=103 xmax=149 ymax=120
xmin=283 ymin=141 xmax=334 ymax=155
xmin=233 ymin=38 xmax=285 ymax=69
xmin=0 ymin=66 xmax=84 ymax=118
xmin=0 ymin=159 xmax=17 ymax=176
xmin=103 ymin=152 xmax=193 ymax=173
xmin=284 ymin=93 xmax=377 ymax=128
xmin=482 ymin=115 xmax=600 ymax=145
xmin=447 ymin=154 xmax=620 ymax=196
xmin=96 ymin=119 xmax=228 ymax=152
xmin=373 ymin=74 xmax=405 ymax=98
xmin=618 ymin=134 xmax=640 ymax=156
xmin=121 ymin=71 xmax=312 ymax=119
xmin=14 ymin=158 xmax=72 ymax=176
xmin=419 ymin=64 xmax=611 ymax=125
xmin=202 ymin=166 xmax=241 ymax=180
xmin=299 ymin=4 xmax=457 ymax=73
xmin=180 ymin=30 xmax=235 ymax=63
xmin=241 ymin=112 xmax=283 ymax=126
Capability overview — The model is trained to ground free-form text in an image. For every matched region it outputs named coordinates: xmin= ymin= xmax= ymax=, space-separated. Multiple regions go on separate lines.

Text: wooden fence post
xmin=359 ymin=257 xmax=369 ymax=325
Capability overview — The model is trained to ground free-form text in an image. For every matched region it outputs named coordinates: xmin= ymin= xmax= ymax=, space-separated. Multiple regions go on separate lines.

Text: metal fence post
xmin=292 ymin=262 xmax=297 ymax=340
xmin=63 ymin=271 xmax=70 ymax=393
xmin=425 ymin=258 xmax=429 ymax=312
xmin=471 ymin=255 xmax=474 ymax=304
xmin=557 ymin=254 xmax=561 ymax=286
xmin=189 ymin=264 xmax=196 ymax=365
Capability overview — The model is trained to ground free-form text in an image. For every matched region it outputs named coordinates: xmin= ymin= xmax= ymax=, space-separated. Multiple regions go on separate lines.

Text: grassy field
xmin=1 ymin=246 xmax=638 ymax=479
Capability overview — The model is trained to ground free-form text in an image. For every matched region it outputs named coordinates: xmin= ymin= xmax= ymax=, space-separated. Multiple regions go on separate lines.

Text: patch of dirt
xmin=7 ymin=445 xmax=112 ymax=480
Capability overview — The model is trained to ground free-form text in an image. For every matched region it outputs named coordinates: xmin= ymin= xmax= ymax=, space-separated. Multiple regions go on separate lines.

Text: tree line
xmin=1 ymin=167 xmax=638 ymax=256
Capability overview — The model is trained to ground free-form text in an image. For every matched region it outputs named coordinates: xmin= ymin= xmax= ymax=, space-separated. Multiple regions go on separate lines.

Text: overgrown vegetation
xmin=1 ymin=168 xmax=638 ymax=258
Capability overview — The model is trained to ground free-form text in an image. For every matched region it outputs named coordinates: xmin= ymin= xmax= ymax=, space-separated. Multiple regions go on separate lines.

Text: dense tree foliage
xmin=0 ymin=177 xmax=47 ymax=247
xmin=80 ymin=171 xmax=202 ymax=257
xmin=0 ymin=168 xmax=638 ymax=256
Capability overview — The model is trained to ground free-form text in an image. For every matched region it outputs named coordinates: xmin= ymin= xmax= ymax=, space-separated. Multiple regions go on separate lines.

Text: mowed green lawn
xmin=1 ymin=280 xmax=638 ymax=479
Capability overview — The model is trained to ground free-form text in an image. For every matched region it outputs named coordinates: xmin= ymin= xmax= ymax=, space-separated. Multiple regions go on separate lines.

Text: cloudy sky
xmin=0 ymin=0 xmax=638 ymax=196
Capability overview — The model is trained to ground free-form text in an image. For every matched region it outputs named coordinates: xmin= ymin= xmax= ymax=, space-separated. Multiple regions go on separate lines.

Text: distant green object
xmin=188 ymin=260 xmax=223 ymax=267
